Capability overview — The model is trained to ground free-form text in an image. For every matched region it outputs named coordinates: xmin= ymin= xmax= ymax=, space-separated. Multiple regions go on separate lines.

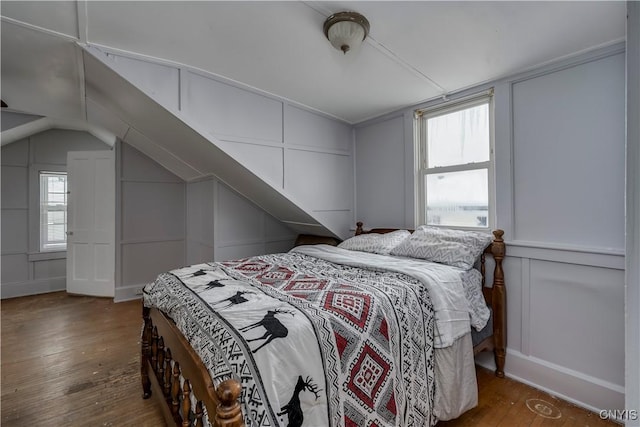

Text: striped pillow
xmin=390 ymin=226 xmax=493 ymax=269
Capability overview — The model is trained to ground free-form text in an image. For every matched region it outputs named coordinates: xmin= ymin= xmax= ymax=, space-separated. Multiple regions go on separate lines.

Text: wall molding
xmin=507 ymin=241 xmax=624 ymax=270
xmin=0 ymin=277 xmax=65 ymax=299
xmin=477 ymin=349 xmax=625 ymax=414
xmin=114 ymin=283 xmax=144 ymax=303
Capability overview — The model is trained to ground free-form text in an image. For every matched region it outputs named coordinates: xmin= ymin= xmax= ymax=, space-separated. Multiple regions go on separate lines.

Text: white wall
xmin=115 ymin=142 xmax=186 ymax=301
xmin=354 ymin=45 xmax=626 ymax=413
xmin=1 ymin=129 xmax=110 ymax=298
xmin=115 ymin=143 xmax=298 ymax=301
xmin=186 ymin=178 xmax=296 ymax=265
xmin=92 ymin=48 xmax=355 ymax=238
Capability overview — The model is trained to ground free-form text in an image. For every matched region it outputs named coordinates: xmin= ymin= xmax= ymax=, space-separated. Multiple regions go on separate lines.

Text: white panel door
xmin=66 ymin=150 xmax=115 ymax=297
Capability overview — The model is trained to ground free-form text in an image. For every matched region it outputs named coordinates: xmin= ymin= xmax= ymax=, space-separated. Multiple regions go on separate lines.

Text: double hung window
xmin=40 ymin=171 xmax=68 ymax=251
xmin=416 ymin=92 xmax=494 ymax=229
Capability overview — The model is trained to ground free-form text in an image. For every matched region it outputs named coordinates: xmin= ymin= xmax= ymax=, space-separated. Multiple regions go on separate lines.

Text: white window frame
xmin=415 ymin=90 xmax=496 ymax=230
xmin=39 ymin=171 xmax=68 ymax=252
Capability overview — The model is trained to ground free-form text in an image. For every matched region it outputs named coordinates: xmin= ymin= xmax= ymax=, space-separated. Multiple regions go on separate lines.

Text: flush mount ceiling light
xmin=323 ymin=11 xmax=370 ymax=54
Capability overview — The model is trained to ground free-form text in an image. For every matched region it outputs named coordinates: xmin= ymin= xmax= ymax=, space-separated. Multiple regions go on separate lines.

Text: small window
xmin=40 ymin=172 xmax=68 ymax=251
xmin=416 ymin=93 xmax=494 ymax=229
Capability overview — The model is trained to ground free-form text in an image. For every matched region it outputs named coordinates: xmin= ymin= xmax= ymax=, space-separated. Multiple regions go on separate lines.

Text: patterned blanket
xmin=144 ymin=250 xmax=437 ymax=427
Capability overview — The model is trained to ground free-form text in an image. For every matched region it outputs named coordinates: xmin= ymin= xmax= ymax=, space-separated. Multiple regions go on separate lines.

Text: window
xmin=416 ymin=92 xmax=494 ymax=229
xmin=40 ymin=172 xmax=68 ymax=251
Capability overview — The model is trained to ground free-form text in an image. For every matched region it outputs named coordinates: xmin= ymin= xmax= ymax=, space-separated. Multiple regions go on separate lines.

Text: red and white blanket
xmin=144 ymin=247 xmax=447 ymax=427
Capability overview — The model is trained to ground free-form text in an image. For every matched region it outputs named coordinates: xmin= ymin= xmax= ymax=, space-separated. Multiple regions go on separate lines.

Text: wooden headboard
xmin=354 ymin=221 xmax=507 ymax=377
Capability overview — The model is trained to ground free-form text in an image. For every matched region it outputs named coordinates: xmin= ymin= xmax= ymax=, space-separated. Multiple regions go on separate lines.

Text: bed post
xmin=215 ymin=379 xmax=244 ymax=427
xmin=490 ymin=230 xmax=506 ymax=378
xmin=141 ymin=305 xmax=152 ymax=399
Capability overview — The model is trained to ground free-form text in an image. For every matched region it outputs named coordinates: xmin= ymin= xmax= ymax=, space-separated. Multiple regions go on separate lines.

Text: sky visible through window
xmin=425 ymin=103 xmax=489 ymax=227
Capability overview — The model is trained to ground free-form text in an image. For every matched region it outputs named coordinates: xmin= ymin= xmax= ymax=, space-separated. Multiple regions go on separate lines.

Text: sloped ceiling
xmin=1 ymin=1 xmax=627 ymax=124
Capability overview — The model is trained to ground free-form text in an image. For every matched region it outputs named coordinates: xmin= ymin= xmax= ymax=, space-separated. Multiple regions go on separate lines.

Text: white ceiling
xmin=0 ymin=1 xmax=627 ymax=124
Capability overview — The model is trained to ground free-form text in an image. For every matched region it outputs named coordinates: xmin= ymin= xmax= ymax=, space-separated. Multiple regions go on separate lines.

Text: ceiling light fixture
xmin=323 ymin=11 xmax=370 ymax=54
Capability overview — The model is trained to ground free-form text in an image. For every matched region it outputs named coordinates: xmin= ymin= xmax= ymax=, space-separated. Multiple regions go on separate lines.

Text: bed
xmin=141 ymin=222 xmax=506 ymax=427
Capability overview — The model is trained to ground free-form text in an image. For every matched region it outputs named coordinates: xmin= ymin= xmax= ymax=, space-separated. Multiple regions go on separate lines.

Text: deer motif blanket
xmin=144 ymin=248 xmax=440 ymax=427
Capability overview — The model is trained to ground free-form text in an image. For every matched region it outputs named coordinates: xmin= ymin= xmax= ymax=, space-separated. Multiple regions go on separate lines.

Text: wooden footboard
xmin=355 ymin=221 xmax=507 ymax=378
xmin=141 ymin=305 xmax=245 ymax=427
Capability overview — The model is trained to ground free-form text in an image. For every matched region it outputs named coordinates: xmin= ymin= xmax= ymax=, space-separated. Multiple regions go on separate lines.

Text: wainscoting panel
xmin=284 ymin=104 xmax=352 ymax=152
xmin=511 ymin=52 xmax=625 ymax=250
xmin=216 ymin=140 xmax=284 ymax=189
xmin=1 ymin=166 xmax=28 ymax=208
xmin=121 ymin=182 xmax=185 ymax=241
xmin=284 ymin=149 xmax=352 ymax=212
xmin=354 ymin=115 xmax=406 ymax=229
xmin=121 ymin=240 xmax=185 ymax=286
xmin=216 ymin=182 xmax=265 ymax=244
xmin=477 ymin=249 xmax=626 ymax=412
xmin=528 ymin=259 xmax=625 ymax=385
xmin=1 ymin=210 xmax=28 ymax=254
xmin=33 ymin=258 xmax=66 ymax=280
xmin=183 ymin=70 xmax=283 ymax=144
xmin=0 ymin=254 xmax=29 ymax=285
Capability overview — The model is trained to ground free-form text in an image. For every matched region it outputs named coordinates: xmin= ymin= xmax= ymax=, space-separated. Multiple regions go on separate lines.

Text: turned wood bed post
xmin=490 ymin=229 xmax=507 ymax=378
xmin=142 ymin=306 xmax=152 ymax=399
xmin=215 ymin=379 xmax=244 ymax=427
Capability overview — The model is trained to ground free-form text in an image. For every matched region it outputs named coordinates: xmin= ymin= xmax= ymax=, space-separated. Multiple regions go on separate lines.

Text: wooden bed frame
xmin=141 ymin=222 xmax=506 ymax=427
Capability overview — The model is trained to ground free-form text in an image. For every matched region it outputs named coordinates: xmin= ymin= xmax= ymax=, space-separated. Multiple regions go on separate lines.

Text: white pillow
xmin=390 ymin=226 xmax=493 ymax=269
xmin=338 ymin=230 xmax=410 ymax=255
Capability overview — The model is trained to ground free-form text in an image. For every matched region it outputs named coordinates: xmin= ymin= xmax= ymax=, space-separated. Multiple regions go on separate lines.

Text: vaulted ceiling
xmin=1 ymin=1 xmax=627 ymax=124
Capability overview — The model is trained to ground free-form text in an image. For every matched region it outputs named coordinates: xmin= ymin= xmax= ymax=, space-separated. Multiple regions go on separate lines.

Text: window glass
xmin=425 ymin=169 xmax=488 ymax=227
xmin=427 ymin=103 xmax=490 ymax=168
xmin=40 ymin=172 xmax=67 ymax=251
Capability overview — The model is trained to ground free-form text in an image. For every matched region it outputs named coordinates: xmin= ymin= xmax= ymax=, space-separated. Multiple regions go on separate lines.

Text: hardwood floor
xmin=1 ymin=292 xmax=618 ymax=426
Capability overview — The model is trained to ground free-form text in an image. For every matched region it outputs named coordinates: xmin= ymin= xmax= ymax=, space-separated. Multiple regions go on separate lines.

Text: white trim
xmin=0 ymin=277 xmax=66 ymax=300
xmin=120 ymin=238 xmax=185 ymax=246
xmin=114 ymin=284 xmax=145 ymax=303
xmin=85 ymin=43 xmax=352 ymax=125
xmin=415 ymin=93 xmax=495 ymax=229
xmin=27 ymin=251 xmax=66 ymax=262
xmin=0 ymin=16 xmax=79 ymax=42
xmin=520 ymin=258 xmax=531 ymax=356
xmin=506 ymin=241 xmax=625 ymax=270
xmin=0 ymin=117 xmax=116 ymax=147
xmin=476 ymin=349 xmax=625 ymax=415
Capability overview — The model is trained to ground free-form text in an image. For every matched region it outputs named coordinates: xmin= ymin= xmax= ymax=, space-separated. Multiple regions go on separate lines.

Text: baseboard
xmin=476 ymin=349 xmax=625 ymax=415
xmin=0 ymin=277 xmax=66 ymax=299
xmin=114 ymin=284 xmax=145 ymax=303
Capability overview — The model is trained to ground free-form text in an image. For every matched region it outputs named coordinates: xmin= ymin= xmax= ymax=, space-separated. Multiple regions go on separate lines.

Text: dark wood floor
xmin=1 ymin=292 xmax=618 ymax=426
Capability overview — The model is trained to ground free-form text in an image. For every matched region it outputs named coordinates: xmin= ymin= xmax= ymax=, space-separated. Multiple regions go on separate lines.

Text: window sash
xmin=40 ymin=172 xmax=68 ymax=251
xmin=416 ymin=93 xmax=495 ymax=229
